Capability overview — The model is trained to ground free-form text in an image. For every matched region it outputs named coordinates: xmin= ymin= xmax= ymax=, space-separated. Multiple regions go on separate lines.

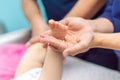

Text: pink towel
xmin=0 ymin=44 xmax=26 ymax=80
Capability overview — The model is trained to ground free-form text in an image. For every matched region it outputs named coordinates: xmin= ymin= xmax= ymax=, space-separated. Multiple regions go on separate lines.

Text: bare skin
xmin=15 ymin=43 xmax=47 ymax=76
xmin=65 ymin=0 xmax=108 ymax=19
xmin=14 ymin=43 xmax=63 ymax=80
xmin=22 ymin=0 xmax=108 ymax=67
xmin=27 ymin=17 xmax=114 ymax=56
xmin=27 ymin=18 xmax=94 ymax=56
xmin=46 ymin=20 xmax=80 ymax=54
xmin=93 ymin=32 xmax=120 ymax=50
xmin=48 ymin=19 xmax=67 ymax=40
xmin=23 ymin=0 xmax=108 ymax=45
xmin=14 ymin=19 xmax=68 ymax=80
xmin=15 ymin=0 xmax=109 ymax=79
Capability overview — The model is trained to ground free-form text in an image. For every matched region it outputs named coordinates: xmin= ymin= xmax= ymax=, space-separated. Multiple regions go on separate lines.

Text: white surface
xmin=0 ymin=28 xmax=31 ymax=45
xmin=62 ymin=57 xmax=120 ymax=80
xmin=13 ymin=57 xmax=120 ymax=80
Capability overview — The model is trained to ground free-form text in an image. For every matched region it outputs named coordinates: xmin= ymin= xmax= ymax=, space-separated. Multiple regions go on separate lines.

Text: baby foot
xmin=48 ymin=19 xmax=67 ymax=40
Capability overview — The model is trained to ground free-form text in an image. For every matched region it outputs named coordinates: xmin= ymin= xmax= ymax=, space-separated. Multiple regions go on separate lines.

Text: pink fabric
xmin=0 ymin=44 xmax=26 ymax=80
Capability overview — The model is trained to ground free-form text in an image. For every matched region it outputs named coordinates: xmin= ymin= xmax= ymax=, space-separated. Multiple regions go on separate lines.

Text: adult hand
xmin=39 ymin=17 xmax=95 ymax=56
xmin=60 ymin=17 xmax=95 ymax=55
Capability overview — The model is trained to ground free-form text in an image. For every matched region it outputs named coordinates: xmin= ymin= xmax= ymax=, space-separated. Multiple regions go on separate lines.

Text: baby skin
xmin=48 ymin=19 xmax=67 ymax=40
xmin=39 ymin=19 xmax=79 ymax=56
xmin=14 ymin=19 xmax=67 ymax=80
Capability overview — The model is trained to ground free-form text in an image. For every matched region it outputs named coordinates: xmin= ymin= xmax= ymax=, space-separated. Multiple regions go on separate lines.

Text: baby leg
xmin=37 ymin=20 xmax=65 ymax=80
xmin=15 ymin=43 xmax=46 ymax=77
xmin=14 ymin=19 xmax=66 ymax=80
xmin=39 ymin=46 xmax=63 ymax=80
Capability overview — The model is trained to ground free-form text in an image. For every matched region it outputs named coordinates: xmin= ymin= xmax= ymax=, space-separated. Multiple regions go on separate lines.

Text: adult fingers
xmin=63 ymin=32 xmax=93 ymax=56
xmin=39 ymin=36 xmax=68 ymax=52
xmin=63 ymin=41 xmax=89 ymax=56
xmin=40 ymin=30 xmax=51 ymax=36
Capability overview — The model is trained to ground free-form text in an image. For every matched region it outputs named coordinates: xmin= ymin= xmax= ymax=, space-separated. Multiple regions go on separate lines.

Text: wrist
xmin=87 ymin=19 xmax=98 ymax=32
xmin=90 ymin=18 xmax=114 ymax=33
xmin=92 ymin=32 xmax=103 ymax=48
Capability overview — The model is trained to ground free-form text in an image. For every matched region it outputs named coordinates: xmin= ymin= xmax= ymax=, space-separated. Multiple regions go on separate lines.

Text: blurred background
xmin=0 ymin=0 xmax=47 ymax=34
xmin=0 ymin=1 xmax=120 ymax=79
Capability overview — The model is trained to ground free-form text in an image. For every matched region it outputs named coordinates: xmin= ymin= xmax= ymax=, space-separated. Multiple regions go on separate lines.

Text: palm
xmin=29 ymin=17 xmax=94 ymax=56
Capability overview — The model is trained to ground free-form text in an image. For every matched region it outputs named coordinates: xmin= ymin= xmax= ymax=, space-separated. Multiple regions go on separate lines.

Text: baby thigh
xmin=15 ymin=43 xmax=46 ymax=77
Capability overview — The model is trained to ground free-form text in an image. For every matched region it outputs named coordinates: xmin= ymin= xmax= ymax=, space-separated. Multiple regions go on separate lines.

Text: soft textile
xmin=0 ymin=44 xmax=26 ymax=80
xmin=14 ymin=68 xmax=42 ymax=80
